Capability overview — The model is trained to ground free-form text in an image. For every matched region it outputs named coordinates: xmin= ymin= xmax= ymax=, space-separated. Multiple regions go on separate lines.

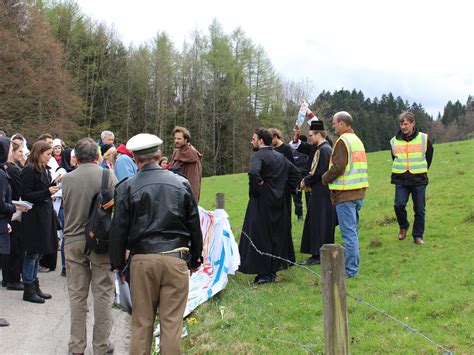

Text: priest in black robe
xmin=239 ymin=128 xmax=300 ymax=285
xmin=292 ymin=120 xmax=336 ymax=265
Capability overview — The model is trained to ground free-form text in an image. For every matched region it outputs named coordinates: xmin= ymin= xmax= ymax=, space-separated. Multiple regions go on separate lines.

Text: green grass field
xmin=184 ymin=140 xmax=474 ymax=353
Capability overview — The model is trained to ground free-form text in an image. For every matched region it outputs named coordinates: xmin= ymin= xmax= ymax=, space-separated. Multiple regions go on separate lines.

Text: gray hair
xmin=334 ymin=111 xmax=353 ymax=127
xmin=101 ymin=130 xmax=115 ymax=141
xmin=134 ymin=149 xmax=162 ymax=164
xmin=75 ymin=138 xmax=99 ymax=163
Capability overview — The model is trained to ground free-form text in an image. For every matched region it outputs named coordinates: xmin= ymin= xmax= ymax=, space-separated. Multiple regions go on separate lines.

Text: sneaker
xmin=38 ymin=266 xmax=50 ymax=273
xmin=61 ymin=268 xmax=66 ymax=277
xmin=0 ymin=318 xmax=9 ymax=327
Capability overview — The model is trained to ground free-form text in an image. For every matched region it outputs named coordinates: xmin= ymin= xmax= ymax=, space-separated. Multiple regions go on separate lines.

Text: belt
xmin=160 ymin=250 xmax=189 ymax=260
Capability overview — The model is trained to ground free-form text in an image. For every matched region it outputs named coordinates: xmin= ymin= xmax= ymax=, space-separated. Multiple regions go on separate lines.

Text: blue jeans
xmin=394 ymin=185 xmax=426 ymax=239
xmin=23 ymin=253 xmax=41 ymax=284
xmin=335 ymin=199 xmax=363 ymax=277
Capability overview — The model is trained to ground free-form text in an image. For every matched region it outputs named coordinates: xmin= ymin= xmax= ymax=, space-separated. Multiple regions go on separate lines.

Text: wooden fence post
xmin=215 ymin=193 xmax=225 ymax=209
xmin=320 ymin=244 xmax=349 ymax=355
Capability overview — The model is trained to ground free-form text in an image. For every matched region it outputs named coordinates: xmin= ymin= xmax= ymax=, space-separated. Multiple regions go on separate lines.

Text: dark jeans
xmin=394 ymin=185 xmax=426 ymax=239
xmin=59 ymin=206 xmax=65 ymax=269
xmin=23 ymin=253 xmax=41 ymax=285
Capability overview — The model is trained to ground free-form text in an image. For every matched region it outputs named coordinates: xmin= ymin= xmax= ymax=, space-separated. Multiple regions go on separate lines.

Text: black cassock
xmin=239 ymin=147 xmax=300 ymax=275
xmin=298 ymin=140 xmax=336 ymax=256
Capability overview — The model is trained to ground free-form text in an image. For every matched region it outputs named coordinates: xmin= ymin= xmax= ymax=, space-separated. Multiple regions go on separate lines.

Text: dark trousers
xmin=1 ymin=221 xmax=24 ymax=284
xmin=293 ymin=190 xmax=310 ymax=217
xmin=394 ymin=185 xmax=426 ymax=239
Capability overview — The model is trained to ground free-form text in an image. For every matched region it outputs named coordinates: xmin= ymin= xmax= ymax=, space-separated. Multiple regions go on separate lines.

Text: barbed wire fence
xmin=230 ymin=277 xmax=317 ymax=354
xmin=234 ymin=230 xmax=455 ymax=354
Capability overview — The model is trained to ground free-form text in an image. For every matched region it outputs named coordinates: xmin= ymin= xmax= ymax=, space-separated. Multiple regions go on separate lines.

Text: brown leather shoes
xmin=398 ymin=228 xmax=407 ymax=240
xmin=414 ymin=237 xmax=424 ymax=245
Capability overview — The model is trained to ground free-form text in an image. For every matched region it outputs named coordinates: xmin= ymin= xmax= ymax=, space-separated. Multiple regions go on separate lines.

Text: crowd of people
xmin=238 ymin=105 xmax=433 ymax=284
xmin=0 ymin=104 xmax=433 ymax=353
xmin=0 ymin=126 xmax=203 ymax=354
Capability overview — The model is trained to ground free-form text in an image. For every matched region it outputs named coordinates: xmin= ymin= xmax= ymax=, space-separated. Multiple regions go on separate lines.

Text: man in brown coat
xmin=322 ymin=111 xmax=369 ymax=278
xmin=169 ymin=126 xmax=202 ymax=201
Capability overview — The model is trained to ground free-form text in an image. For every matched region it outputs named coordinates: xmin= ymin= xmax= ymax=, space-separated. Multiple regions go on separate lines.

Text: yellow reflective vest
xmin=390 ymin=132 xmax=428 ymax=174
xmin=328 ymin=133 xmax=369 ymax=191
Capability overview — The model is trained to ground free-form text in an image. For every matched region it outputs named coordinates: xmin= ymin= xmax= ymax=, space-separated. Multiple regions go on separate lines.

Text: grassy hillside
xmin=185 ymin=140 xmax=474 ymax=353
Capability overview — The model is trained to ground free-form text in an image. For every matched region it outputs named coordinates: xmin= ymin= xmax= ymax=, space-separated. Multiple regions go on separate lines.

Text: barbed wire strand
xmin=230 ymin=276 xmax=316 ymax=354
xmin=239 ymin=230 xmax=455 ymax=355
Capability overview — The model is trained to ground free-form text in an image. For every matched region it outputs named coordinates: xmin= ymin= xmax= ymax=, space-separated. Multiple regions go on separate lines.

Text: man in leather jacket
xmin=109 ymin=133 xmax=203 ymax=355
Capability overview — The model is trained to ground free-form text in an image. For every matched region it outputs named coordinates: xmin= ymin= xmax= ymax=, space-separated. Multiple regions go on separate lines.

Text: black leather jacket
xmin=109 ymin=163 xmax=203 ymax=270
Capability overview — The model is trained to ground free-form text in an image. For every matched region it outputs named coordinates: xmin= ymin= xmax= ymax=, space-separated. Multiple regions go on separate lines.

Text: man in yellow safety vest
xmin=322 ymin=111 xmax=368 ymax=278
xmin=390 ymin=111 xmax=434 ymax=245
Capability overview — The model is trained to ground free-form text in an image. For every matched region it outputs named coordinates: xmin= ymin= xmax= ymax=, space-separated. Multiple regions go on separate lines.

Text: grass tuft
xmin=369 ymin=239 xmax=383 ymax=248
xmin=464 ymin=212 xmax=474 ymax=223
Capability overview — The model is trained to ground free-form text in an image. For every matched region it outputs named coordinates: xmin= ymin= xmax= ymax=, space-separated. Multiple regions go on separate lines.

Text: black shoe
xmin=0 ymin=318 xmax=9 ymax=327
xmin=299 ymin=256 xmax=320 ymax=266
xmin=105 ymin=344 xmax=114 ymax=354
xmin=6 ymin=282 xmax=24 ymax=291
xmin=297 ymin=215 xmax=304 ymax=221
xmin=23 ymin=283 xmax=45 ymax=304
xmin=251 ymin=274 xmax=276 ymax=285
xmin=1 ymin=280 xmax=6 ymax=287
xmin=35 ymin=279 xmax=52 ymax=299
xmin=61 ymin=268 xmax=66 ymax=277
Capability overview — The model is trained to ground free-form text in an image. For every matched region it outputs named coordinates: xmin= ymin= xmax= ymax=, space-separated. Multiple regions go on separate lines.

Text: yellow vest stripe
xmin=329 ymin=133 xmax=369 ymax=191
xmin=390 ymin=133 xmax=428 ymax=174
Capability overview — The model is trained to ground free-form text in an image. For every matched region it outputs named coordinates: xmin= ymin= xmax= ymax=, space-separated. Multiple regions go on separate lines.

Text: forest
xmin=1 ymin=1 xmax=473 ymax=176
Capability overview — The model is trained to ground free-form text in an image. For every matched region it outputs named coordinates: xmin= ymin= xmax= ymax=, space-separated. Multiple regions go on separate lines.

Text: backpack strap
xmin=101 ymin=168 xmax=110 ymax=196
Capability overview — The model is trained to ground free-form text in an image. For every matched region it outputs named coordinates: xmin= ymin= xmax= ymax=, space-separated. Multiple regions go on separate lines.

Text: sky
xmin=75 ymin=0 xmax=474 ymax=117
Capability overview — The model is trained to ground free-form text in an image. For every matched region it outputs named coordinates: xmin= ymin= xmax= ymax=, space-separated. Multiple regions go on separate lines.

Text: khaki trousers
xmin=130 ymin=254 xmax=189 ymax=355
xmin=65 ymin=240 xmax=114 ymax=354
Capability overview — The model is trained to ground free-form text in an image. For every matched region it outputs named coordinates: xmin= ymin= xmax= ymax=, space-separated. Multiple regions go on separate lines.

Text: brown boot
xmin=398 ymin=228 xmax=407 ymax=240
xmin=414 ymin=237 xmax=425 ymax=245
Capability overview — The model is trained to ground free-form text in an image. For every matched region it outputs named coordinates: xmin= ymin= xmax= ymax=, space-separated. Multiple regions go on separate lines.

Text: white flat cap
xmin=52 ymin=138 xmax=62 ymax=148
xmin=126 ymin=133 xmax=163 ymax=154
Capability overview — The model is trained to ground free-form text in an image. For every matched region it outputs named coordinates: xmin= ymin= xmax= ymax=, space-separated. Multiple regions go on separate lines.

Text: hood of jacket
xmin=0 ymin=137 xmax=10 ymax=165
xmin=395 ymin=127 xmax=420 ymax=141
xmin=173 ymin=143 xmax=202 ymax=163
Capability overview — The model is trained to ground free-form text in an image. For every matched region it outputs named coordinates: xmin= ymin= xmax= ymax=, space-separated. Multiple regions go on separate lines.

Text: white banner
xmin=184 ymin=206 xmax=240 ymax=316
xmin=155 ymin=207 xmax=240 ymax=349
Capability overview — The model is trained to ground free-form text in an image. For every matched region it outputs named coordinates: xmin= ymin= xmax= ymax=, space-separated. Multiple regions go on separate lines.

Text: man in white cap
xmin=109 ymin=133 xmax=203 ymax=355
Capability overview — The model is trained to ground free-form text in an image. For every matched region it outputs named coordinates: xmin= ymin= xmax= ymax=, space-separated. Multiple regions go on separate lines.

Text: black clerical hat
xmin=309 ymin=120 xmax=325 ymax=131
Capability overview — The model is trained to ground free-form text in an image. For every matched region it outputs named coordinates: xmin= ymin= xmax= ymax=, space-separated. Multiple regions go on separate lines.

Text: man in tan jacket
xmin=62 ymin=138 xmax=117 ymax=355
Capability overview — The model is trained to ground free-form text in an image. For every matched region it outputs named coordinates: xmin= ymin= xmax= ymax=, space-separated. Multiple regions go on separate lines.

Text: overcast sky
xmin=76 ymin=0 xmax=473 ymax=117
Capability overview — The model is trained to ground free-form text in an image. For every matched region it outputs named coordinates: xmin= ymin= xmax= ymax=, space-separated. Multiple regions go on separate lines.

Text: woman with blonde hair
xmin=100 ymin=145 xmax=117 ymax=170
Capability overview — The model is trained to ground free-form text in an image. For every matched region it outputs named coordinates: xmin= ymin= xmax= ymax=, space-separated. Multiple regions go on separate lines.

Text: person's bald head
xmin=332 ymin=111 xmax=353 ymax=136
